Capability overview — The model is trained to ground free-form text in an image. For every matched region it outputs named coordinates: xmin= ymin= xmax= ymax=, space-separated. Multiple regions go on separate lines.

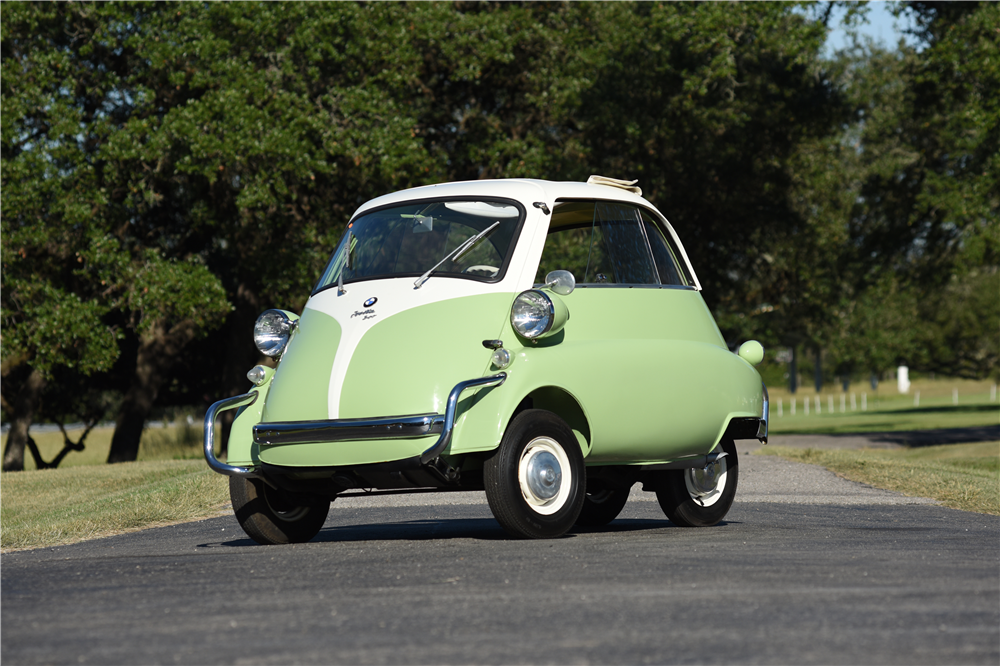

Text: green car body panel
xmin=260 ymin=307 xmax=340 ymax=424
xmin=226 ymin=379 xmax=272 ymax=468
xmin=446 ymin=287 xmax=763 ymax=464
xmin=337 ymin=293 xmax=511 ymax=419
xmin=242 ymin=286 xmax=760 ymax=469
xmin=256 ymin=292 xmax=513 ymax=468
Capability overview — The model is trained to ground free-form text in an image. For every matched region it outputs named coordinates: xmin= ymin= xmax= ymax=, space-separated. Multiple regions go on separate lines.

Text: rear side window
xmin=639 ymin=209 xmax=688 ymax=286
xmin=536 ymin=201 xmax=689 ymax=287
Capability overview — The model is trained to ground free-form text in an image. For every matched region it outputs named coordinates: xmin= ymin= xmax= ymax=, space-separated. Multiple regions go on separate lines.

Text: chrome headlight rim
xmin=253 ymin=309 xmax=297 ymax=358
xmin=510 ymin=289 xmax=555 ymax=340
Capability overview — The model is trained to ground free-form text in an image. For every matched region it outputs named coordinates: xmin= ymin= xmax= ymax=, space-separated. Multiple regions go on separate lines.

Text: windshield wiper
xmin=414 ymin=221 xmax=500 ymax=289
xmin=337 ymin=230 xmax=354 ymax=295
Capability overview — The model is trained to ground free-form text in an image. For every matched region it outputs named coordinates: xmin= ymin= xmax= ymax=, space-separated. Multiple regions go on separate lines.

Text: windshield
xmin=314 ymin=199 xmax=523 ymax=294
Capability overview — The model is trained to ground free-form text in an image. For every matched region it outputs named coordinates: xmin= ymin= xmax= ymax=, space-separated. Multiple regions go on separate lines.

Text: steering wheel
xmin=462 ymin=265 xmax=500 ymax=277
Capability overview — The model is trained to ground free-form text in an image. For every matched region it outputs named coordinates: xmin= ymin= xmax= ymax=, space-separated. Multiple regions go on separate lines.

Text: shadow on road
xmin=198 ymin=516 xmax=744 ymax=549
xmin=762 ymin=424 xmax=1000 ymax=451
xmin=866 ymin=424 xmax=1000 ymax=447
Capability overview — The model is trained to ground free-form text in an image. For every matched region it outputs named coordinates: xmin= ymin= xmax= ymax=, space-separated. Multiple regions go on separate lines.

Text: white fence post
xmin=897 ymin=365 xmax=910 ymax=394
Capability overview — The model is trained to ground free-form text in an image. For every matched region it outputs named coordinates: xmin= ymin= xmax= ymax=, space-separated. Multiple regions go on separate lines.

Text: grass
xmin=1 ymin=420 xmax=228 ymax=552
xmin=1 ymin=420 xmax=205 ymax=470
xmin=760 ymin=441 xmax=1000 ymax=516
xmin=768 ymin=378 xmax=999 ymax=435
xmin=0 ymin=460 xmax=231 ymax=551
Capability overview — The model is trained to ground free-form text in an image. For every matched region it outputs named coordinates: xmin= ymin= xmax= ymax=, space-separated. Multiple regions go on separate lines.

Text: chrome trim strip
xmin=254 ymin=414 xmax=444 ymax=446
xmin=543 ymin=284 xmax=697 ymax=291
xmin=248 ymin=373 xmax=508 ymax=461
xmin=758 ymin=382 xmax=769 ymax=443
xmin=203 ymin=392 xmax=261 ymax=478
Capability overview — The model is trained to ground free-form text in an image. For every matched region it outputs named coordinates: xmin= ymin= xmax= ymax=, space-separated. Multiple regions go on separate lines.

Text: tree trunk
xmin=814 ymin=345 xmax=823 ymax=393
xmin=107 ymin=319 xmax=199 ymax=463
xmin=789 ymin=346 xmax=798 ymax=394
xmin=2 ymin=368 xmax=46 ymax=472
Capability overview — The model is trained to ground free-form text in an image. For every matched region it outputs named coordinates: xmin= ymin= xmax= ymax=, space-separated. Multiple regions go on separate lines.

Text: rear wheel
xmin=655 ymin=438 xmax=738 ymax=527
xmin=575 ymin=482 xmax=631 ymax=527
xmin=230 ymin=476 xmax=330 ymax=545
xmin=484 ymin=410 xmax=585 ymax=539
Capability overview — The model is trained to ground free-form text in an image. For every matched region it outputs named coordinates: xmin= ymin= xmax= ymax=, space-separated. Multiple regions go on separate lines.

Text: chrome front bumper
xmin=253 ymin=413 xmax=444 ymax=447
xmin=203 ymin=373 xmax=507 ymax=478
xmin=203 ymin=391 xmax=262 ymax=478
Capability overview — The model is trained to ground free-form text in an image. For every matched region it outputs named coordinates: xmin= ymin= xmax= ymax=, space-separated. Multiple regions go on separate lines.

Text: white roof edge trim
xmin=587 ymin=175 xmax=642 ymax=196
xmin=662 ymin=217 xmax=703 ymax=292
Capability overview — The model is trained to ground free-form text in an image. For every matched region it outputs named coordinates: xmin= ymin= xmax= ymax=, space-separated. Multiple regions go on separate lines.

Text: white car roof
xmin=354 ymin=179 xmax=650 ymax=216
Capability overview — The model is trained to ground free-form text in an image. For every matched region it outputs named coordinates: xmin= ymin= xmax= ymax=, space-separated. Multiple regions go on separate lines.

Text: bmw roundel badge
xmin=363 ymin=297 xmax=377 ymax=307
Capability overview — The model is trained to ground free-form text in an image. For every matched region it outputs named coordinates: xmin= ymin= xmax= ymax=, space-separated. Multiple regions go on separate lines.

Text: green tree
xmin=818 ymin=1 xmax=999 ymax=381
xmin=2 ymin=3 xmax=232 ymax=467
xmin=573 ymin=2 xmax=842 ymax=341
xmin=741 ymin=1 xmax=998 ymax=386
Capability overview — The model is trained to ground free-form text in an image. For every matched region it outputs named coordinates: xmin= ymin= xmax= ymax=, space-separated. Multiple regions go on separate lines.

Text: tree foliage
xmin=2 ymin=1 xmax=996 ymax=469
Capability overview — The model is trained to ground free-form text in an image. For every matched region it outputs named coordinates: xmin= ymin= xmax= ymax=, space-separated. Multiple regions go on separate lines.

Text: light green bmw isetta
xmin=204 ymin=176 xmax=768 ymax=543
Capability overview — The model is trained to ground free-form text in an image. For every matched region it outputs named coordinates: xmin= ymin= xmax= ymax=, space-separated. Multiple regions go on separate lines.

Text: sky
xmin=823 ymin=1 xmax=922 ymax=56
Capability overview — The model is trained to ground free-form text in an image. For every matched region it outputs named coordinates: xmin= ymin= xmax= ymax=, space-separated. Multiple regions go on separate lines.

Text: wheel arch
xmin=524 ymin=386 xmax=592 ymax=457
xmin=449 ymin=382 xmax=592 ymax=458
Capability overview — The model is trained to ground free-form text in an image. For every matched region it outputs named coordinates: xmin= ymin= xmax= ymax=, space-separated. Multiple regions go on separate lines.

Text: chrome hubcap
xmin=518 ymin=437 xmax=572 ymax=515
xmin=684 ymin=457 xmax=727 ymax=508
xmin=526 ymin=451 xmax=561 ymax=500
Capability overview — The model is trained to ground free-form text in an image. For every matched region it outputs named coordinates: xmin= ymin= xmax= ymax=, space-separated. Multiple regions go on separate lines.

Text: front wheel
xmin=484 ymin=409 xmax=586 ymax=539
xmin=230 ymin=476 xmax=330 ymax=545
xmin=655 ymin=437 xmax=738 ymax=527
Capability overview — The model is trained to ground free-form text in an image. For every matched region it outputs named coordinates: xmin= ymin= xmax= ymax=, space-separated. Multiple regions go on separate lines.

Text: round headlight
xmin=511 ymin=290 xmax=554 ymax=339
xmin=254 ymin=309 xmax=296 ymax=358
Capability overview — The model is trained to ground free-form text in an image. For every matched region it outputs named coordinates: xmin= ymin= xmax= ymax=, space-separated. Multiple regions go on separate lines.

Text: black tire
xmin=655 ymin=437 xmax=738 ymax=527
xmin=229 ymin=475 xmax=330 ymax=545
xmin=484 ymin=409 xmax=586 ymax=539
xmin=575 ymin=482 xmax=631 ymax=527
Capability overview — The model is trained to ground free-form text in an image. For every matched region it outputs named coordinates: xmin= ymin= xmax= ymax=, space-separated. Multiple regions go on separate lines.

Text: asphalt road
xmin=2 ymin=438 xmax=998 ymax=665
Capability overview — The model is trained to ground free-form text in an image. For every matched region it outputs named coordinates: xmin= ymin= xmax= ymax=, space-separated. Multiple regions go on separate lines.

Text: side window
xmin=598 ymin=203 xmax=659 ymax=284
xmin=536 ymin=224 xmax=594 ymax=284
xmin=537 ymin=201 xmax=687 ymax=286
